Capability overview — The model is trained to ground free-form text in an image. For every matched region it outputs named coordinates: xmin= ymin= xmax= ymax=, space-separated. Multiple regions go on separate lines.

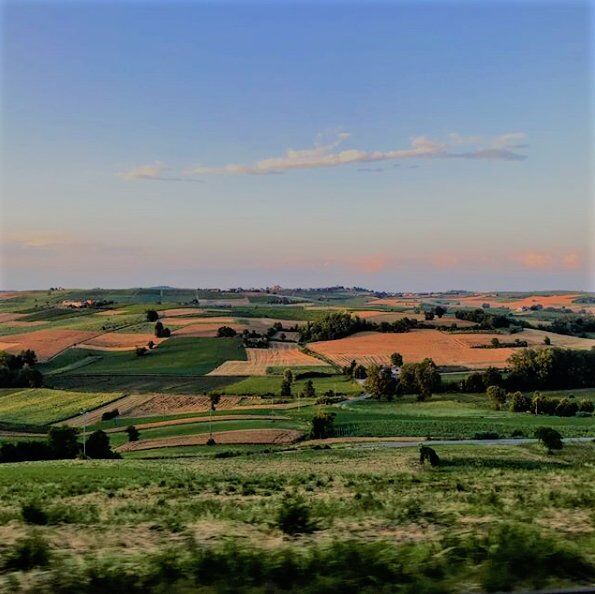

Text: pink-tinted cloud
xmin=515 ymin=251 xmax=554 ymax=269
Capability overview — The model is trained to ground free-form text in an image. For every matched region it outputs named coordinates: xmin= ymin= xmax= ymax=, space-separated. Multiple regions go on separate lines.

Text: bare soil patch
xmin=125 ymin=394 xmax=262 ymax=416
xmin=0 ymin=313 xmax=27 ymax=323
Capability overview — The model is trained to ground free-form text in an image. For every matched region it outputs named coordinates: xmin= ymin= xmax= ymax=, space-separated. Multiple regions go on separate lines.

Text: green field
xmin=39 ymin=337 xmax=246 ymax=377
xmin=222 ymin=374 xmax=363 ymax=396
xmin=0 ymin=388 xmax=122 ymax=426
xmin=326 ymin=391 xmax=595 ymax=439
xmin=0 ymin=444 xmax=593 ymax=592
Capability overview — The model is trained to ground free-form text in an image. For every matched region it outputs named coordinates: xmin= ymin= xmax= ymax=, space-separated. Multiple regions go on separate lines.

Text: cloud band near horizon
xmin=118 ymin=131 xmax=527 ymax=180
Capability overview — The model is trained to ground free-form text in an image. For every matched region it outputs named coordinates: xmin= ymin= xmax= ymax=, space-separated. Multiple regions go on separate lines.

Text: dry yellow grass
xmin=208 ymin=343 xmax=327 ymax=376
xmin=77 ymin=332 xmax=163 ymax=351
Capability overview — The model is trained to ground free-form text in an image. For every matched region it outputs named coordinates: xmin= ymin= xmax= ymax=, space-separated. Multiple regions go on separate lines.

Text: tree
xmin=147 ymin=340 xmax=155 ymax=349
xmin=555 ymin=398 xmax=578 ymax=417
xmin=303 ymin=379 xmax=315 ymax=398
xmin=535 ymin=427 xmax=563 ymax=454
xmin=390 ymin=352 xmax=403 ymax=368
xmin=280 ymin=378 xmax=292 ymax=397
xmin=434 ymin=306 xmax=447 ymax=319
xmin=146 ymin=310 xmax=159 ymax=322
xmin=353 ymin=364 xmax=367 ymax=380
xmin=491 ymin=337 xmax=500 ymax=348
xmin=578 ymin=399 xmax=594 ymax=413
xmin=85 ymin=430 xmax=120 ymax=459
xmin=208 ymin=393 xmax=221 ymax=443
xmin=48 ymin=426 xmax=79 ymax=459
xmin=486 ymin=385 xmax=507 ymax=410
xmin=283 ymin=369 xmax=294 ymax=384
xmin=419 ymin=445 xmax=440 ymax=466
xmin=364 ymin=364 xmax=396 ymax=400
xmin=543 ymin=336 xmax=551 ymax=345
xmin=414 ymin=358 xmax=441 ymax=401
xmin=154 ymin=321 xmax=164 ymax=337
xmin=217 ymin=326 xmax=237 ymax=337
xmin=310 ymin=411 xmax=335 ymax=439
xmin=126 ymin=425 xmax=140 ymax=442
xmin=19 ymin=349 xmax=37 ymax=367
xmin=424 ymin=311 xmax=435 ymax=321
xmin=135 ymin=346 xmax=147 ymax=357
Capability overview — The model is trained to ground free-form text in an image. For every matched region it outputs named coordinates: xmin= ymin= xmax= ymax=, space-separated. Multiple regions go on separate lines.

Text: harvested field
xmin=518 ymin=328 xmax=595 ymax=349
xmin=366 ymin=297 xmax=420 ymax=308
xmin=0 ymin=313 xmax=27 ymax=323
xmin=0 ymin=329 xmax=97 ymax=361
xmin=456 ymin=293 xmax=586 ymax=311
xmin=198 ymin=298 xmax=250 ymax=307
xmin=94 ymin=309 xmax=128 ymax=316
xmin=77 ymin=332 xmax=163 ymax=351
xmin=62 ymin=393 xmax=154 ymax=426
xmin=2 ymin=320 xmax=46 ymax=328
xmin=117 ymin=428 xmax=304 ymax=452
xmin=107 ymin=414 xmax=288 ymax=433
xmin=309 ymin=330 xmax=517 ymax=369
xmin=123 ymin=394 xmax=262 ymax=416
xmin=161 ymin=308 xmax=205 ymax=317
xmin=172 ymin=317 xmax=299 ymax=337
xmin=208 ymin=343 xmax=327 ymax=376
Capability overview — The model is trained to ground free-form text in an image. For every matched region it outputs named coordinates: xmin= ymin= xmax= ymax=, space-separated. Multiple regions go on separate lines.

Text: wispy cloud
xmin=117 ymin=132 xmax=528 ymax=181
xmin=118 ymin=162 xmax=204 ymax=183
xmin=513 ymin=250 xmax=584 ymax=270
xmin=187 ymin=132 xmax=527 ymax=176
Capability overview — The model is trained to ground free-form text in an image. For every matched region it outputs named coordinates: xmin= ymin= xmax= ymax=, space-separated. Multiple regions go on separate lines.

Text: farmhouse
xmin=61 ymin=299 xmax=96 ymax=308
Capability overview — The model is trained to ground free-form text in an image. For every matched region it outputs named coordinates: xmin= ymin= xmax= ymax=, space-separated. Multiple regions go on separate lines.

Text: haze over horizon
xmin=1 ymin=1 xmax=593 ymax=291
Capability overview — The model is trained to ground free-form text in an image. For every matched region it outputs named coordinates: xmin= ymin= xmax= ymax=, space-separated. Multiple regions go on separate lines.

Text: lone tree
xmin=353 ymin=364 xmax=367 ymax=380
xmin=543 ymin=336 xmax=551 ymax=345
xmin=310 ymin=411 xmax=335 ymax=439
xmin=390 ymin=352 xmax=403 ymax=368
xmin=419 ymin=445 xmax=440 ymax=467
xmin=208 ymin=393 xmax=221 ymax=443
xmin=302 ymin=379 xmax=315 ymax=398
xmin=146 ymin=310 xmax=159 ymax=322
xmin=424 ymin=311 xmax=435 ymax=321
xmin=535 ymin=427 xmax=563 ymax=454
xmin=434 ymin=306 xmax=447 ymax=319
xmin=48 ymin=426 xmax=80 ymax=459
xmin=85 ymin=430 xmax=120 ymax=459
xmin=125 ymin=426 xmax=140 ymax=442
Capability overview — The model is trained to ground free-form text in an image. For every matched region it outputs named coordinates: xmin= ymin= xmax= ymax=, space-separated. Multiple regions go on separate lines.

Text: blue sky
xmin=1 ymin=1 xmax=592 ymax=291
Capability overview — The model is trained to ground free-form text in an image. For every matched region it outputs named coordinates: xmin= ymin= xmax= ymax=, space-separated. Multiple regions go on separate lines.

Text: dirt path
xmin=117 ymin=428 xmax=304 ymax=452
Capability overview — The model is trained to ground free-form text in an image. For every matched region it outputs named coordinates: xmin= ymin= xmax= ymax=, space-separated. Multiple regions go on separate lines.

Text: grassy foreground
xmin=0 ymin=443 xmax=593 ymax=592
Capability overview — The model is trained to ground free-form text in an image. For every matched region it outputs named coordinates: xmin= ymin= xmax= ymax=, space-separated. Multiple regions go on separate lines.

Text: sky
xmin=1 ymin=0 xmax=593 ymax=291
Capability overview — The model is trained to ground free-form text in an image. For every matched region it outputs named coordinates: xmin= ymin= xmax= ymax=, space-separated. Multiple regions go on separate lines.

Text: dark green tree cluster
xmin=459 ymin=367 xmax=503 ymax=393
xmin=0 ymin=427 xmax=119 ymax=463
xmin=299 ymin=312 xmax=372 ymax=342
xmin=543 ymin=315 xmax=595 ymax=337
xmin=506 ymin=347 xmax=595 ymax=391
xmin=217 ymin=326 xmax=237 ymax=337
xmin=455 ymin=309 xmax=513 ymax=329
xmin=0 ymin=350 xmax=42 ymax=388
xmin=363 ymin=364 xmax=397 ymax=399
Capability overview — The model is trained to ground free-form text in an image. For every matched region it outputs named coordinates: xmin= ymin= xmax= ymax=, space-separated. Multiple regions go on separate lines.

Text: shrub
xmin=419 ymin=445 xmax=440 ymax=466
xmin=310 ymin=411 xmax=335 ymax=439
xmin=486 ymin=385 xmax=506 ymax=410
xmin=146 ymin=310 xmax=159 ymax=322
xmin=101 ymin=409 xmax=119 ymax=421
xmin=21 ymin=502 xmax=48 ymax=525
xmin=276 ymin=496 xmax=317 ymax=535
xmin=578 ymin=399 xmax=594 ymax=413
xmin=4 ymin=533 xmax=51 ymax=571
xmin=125 ymin=425 xmax=140 ymax=442
xmin=508 ymin=391 xmax=532 ymax=413
xmin=135 ymin=346 xmax=147 ymax=357
xmin=555 ymin=398 xmax=578 ymax=417
xmin=535 ymin=427 xmax=563 ymax=454
xmin=85 ymin=430 xmax=120 ymax=459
